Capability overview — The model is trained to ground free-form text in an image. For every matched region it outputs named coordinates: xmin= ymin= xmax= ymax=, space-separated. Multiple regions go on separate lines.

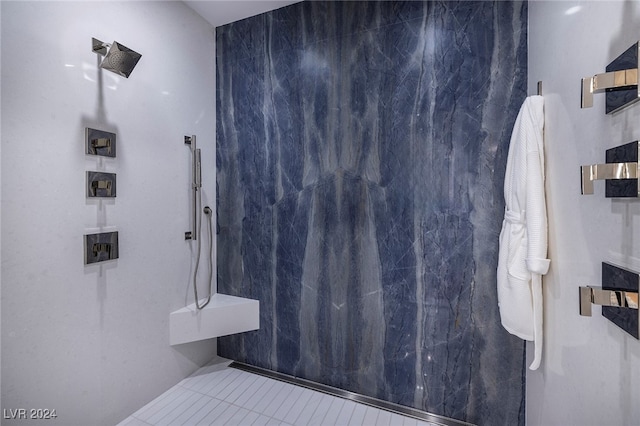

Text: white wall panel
xmin=1 ymin=2 xmax=217 ymax=424
xmin=528 ymin=2 xmax=640 ymax=425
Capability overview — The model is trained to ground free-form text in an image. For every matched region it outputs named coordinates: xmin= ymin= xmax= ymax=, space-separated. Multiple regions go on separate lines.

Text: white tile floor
xmin=118 ymin=362 xmax=441 ymax=426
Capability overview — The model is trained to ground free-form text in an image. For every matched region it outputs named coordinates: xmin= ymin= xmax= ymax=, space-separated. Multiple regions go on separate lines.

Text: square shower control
xmin=86 ymin=171 xmax=116 ymax=198
xmin=86 ymin=127 xmax=116 ymax=157
xmin=84 ymin=231 xmax=119 ymax=264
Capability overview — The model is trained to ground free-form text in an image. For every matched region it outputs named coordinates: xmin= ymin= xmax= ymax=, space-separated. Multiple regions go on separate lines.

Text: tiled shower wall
xmin=216 ymin=2 xmax=527 ymax=424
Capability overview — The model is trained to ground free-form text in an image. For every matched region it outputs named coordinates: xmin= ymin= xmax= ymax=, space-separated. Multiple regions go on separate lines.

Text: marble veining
xmin=216 ymin=2 xmax=527 ymax=425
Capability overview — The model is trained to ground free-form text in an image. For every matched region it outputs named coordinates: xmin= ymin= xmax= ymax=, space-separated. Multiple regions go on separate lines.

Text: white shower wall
xmin=1 ymin=2 xmax=217 ymax=425
xmin=528 ymin=1 xmax=640 ymax=425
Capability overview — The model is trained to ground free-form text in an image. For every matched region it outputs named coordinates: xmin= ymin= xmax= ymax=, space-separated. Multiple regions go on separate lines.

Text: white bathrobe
xmin=497 ymin=95 xmax=549 ymax=370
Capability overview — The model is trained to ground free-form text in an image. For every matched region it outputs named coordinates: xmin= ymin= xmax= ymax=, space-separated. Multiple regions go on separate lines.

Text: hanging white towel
xmin=497 ymin=95 xmax=549 ymax=371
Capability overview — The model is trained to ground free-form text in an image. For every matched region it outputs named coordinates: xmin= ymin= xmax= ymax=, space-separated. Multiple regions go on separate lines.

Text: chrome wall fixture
xmin=86 ymin=127 xmax=116 ymax=157
xmin=579 ymin=263 xmax=639 ymax=339
xmin=581 ymin=41 xmax=639 ymax=113
xmin=84 ymin=127 xmax=119 ymax=263
xmin=84 ymin=231 xmax=119 ymax=265
xmin=87 ymin=171 xmax=116 ymax=198
xmin=579 ymin=287 xmax=638 ymax=316
xmin=183 ymin=134 xmax=214 ymax=310
xmin=580 ymin=141 xmax=639 ymax=197
xmin=92 ymin=37 xmax=142 ymax=78
xmin=185 ymin=135 xmax=201 ymax=240
xmin=578 ymin=45 xmax=640 ymax=342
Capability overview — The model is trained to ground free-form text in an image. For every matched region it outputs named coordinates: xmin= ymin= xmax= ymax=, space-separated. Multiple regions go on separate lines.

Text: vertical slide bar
xmin=185 ymin=135 xmax=199 ymax=240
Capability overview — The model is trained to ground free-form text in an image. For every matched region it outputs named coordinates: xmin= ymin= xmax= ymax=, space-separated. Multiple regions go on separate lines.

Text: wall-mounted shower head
xmin=92 ymin=37 xmax=142 ymax=78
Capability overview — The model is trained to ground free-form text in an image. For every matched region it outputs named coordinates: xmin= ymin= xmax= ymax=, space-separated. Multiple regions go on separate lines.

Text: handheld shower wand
xmin=194 ymin=146 xmax=202 ymax=189
xmin=193 ymin=205 xmax=213 ymax=310
xmin=185 ymin=135 xmax=213 ymax=310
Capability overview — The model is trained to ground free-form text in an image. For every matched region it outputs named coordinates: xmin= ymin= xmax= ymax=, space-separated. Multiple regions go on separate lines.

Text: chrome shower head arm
xmin=91 ymin=37 xmax=110 ymax=56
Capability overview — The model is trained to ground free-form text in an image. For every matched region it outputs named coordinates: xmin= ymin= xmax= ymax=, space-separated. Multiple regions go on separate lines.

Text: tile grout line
xmin=229 ymin=362 xmax=470 ymax=426
xmin=121 ymin=363 xmax=462 ymax=426
xmin=156 ymin=392 xmax=207 ymax=426
xmin=180 ymin=396 xmax=221 ymax=426
xmin=270 ymin=381 xmax=307 ymax=421
xmin=172 ymin=385 xmax=297 ymax=426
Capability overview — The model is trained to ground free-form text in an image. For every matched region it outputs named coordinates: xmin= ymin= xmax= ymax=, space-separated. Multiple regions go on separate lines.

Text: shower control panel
xmin=86 ymin=127 xmax=116 ymax=157
xmin=86 ymin=171 xmax=116 ymax=198
xmin=84 ymin=231 xmax=119 ymax=264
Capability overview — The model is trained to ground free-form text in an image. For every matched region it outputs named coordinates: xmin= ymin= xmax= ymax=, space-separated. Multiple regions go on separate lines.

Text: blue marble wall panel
xmin=216 ymin=2 xmax=527 ymax=424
